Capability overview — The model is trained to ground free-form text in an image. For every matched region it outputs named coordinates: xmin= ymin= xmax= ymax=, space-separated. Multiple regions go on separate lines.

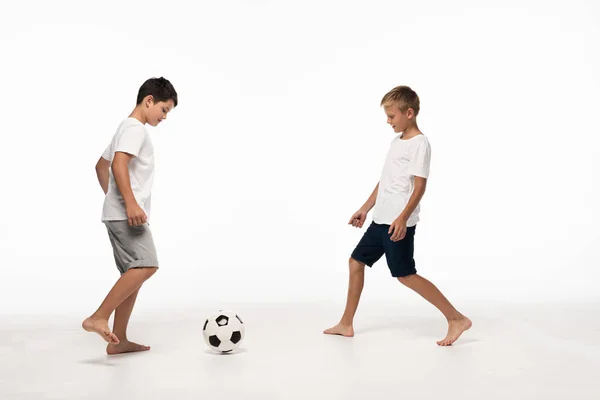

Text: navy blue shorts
xmin=351 ymin=221 xmax=417 ymax=278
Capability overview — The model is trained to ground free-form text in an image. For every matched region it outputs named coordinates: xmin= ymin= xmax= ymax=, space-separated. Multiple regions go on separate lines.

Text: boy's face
xmin=384 ymin=104 xmax=413 ymax=134
xmin=144 ymin=96 xmax=175 ymax=127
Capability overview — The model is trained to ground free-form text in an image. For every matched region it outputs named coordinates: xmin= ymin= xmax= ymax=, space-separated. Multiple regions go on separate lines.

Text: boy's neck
xmin=129 ymin=106 xmax=147 ymax=125
xmin=400 ymin=124 xmax=422 ymax=140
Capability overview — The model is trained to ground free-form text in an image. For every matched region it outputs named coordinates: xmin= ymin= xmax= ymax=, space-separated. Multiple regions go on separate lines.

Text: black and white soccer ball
xmin=203 ymin=310 xmax=245 ymax=353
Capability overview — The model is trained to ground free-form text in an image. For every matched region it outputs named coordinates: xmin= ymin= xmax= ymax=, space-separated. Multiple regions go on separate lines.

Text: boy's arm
xmin=111 ymin=152 xmax=136 ymax=206
xmin=398 ymin=177 xmax=427 ymax=223
xmin=361 ymin=183 xmax=379 ymax=212
xmin=389 ymin=177 xmax=427 ymax=241
xmin=349 ymin=183 xmax=379 ymax=228
xmin=112 ymin=151 xmax=147 ymax=226
xmin=95 ymin=156 xmax=110 ymax=194
xmin=389 ymin=138 xmax=431 ymax=240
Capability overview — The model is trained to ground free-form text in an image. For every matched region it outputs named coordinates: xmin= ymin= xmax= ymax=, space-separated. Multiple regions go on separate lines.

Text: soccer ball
xmin=203 ymin=310 xmax=245 ymax=353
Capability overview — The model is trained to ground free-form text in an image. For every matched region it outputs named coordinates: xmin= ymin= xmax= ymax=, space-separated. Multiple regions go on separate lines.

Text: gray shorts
xmin=104 ymin=220 xmax=159 ymax=274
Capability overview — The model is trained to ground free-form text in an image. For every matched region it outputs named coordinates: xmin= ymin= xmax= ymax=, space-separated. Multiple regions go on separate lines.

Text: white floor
xmin=1 ymin=301 xmax=600 ymax=400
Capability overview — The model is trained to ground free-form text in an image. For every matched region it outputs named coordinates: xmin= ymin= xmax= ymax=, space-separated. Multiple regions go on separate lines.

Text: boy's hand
xmin=348 ymin=209 xmax=367 ymax=228
xmin=126 ymin=203 xmax=147 ymax=226
xmin=388 ymin=217 xmax=407 ymax=242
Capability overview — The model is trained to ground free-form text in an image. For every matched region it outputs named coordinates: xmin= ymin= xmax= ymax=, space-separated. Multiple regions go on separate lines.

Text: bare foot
xmin=323 ymin=323 xmax=354 ymax=337
xmin=82 ymin=317 xmax=119 ymax=344
xmin=106 ymin=340 xmax=151 ymax=355
xmin=437 ymin=316 xmax=472 ymax=346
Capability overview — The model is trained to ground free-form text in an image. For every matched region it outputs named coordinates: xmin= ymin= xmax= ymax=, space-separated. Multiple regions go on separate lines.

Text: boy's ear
xmin=144 ymin=95 xmax=154 ymax=107
xmin=407 ymin=108 xmax=415 ymax=119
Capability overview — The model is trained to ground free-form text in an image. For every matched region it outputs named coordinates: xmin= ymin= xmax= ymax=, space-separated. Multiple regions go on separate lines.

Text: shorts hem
xmin=126 ymin=259 xmax=159 ymax=269
xmin=391 ymin=269 xmax=417 ymax=278
xmin=350 ymin=255 xmax=373 ymax=267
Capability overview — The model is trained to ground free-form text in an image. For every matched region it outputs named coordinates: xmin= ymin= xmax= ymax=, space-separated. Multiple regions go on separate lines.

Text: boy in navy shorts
xmin=324 ymin=86 xmax=471 ymax=346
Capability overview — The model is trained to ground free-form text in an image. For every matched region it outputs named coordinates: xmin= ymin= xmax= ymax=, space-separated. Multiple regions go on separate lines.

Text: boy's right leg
xmin=82 ymin=266 xmax=156 ymax=344
xmin=323 ymin=258 xmax=365 ymax=337
xmin=324 ymin=222 xmax=384 ymax=337
xmin=83 ymin=221 xmax=159 ymax=344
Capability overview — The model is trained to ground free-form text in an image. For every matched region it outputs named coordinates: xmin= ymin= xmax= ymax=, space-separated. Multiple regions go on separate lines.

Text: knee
xmin=348 ymin=257 xmax=365 ymax=274
xmin=126 ymin=266 xmax=157 ymax=280
xmin=397 ymin=274 xmax=416 ymax=286
xmin=143 ymin=267 xmax=158 ymax=280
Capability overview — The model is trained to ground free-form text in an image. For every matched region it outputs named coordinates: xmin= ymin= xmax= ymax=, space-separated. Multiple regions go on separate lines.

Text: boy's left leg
xmin=385 ymin=225 xmax=471 ymax=346
xmin=82 ymin=266 xmax=156 ymax=345
xmin=106 ymin=287 xmax=151 ymax=355
xmin=397 ymin=274 xmax=471 ymax=346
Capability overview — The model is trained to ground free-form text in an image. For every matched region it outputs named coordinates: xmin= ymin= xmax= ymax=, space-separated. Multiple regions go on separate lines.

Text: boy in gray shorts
xmin=82 ymin=77 xmax=178 ymax=354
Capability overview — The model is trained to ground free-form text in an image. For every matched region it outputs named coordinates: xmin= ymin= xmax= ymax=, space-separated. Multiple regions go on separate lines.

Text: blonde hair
xmin=380 ymin=86 xmax=420 ymax=116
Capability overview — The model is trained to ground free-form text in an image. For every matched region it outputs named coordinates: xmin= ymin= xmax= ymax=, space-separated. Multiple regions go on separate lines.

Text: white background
xmin=1 ymin=0 xmax=599 ymax=316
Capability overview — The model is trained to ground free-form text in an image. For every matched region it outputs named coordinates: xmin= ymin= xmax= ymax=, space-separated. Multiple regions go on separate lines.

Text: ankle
xmin=89 ymin=312 xmax=110 ymax=321
xmin=447 ymin=313 xmax=464 ymax=322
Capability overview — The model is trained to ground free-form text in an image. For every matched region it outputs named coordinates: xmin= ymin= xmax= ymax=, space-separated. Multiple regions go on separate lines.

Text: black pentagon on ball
xmin=203 ymin=319 xmax=208 ymax=330
xmin=209 ymin=335 xmax=221 ymax=347
xmin=230 ymin=331 xmax=242 ymax=344
xmin=216 ymin=315 xmax=229 ymax=326
xmin=236 ymin=315 xmax=243 ymax=324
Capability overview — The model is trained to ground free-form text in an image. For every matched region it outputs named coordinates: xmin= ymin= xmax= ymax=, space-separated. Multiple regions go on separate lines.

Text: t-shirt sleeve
xmin=114 ymin=125 xmax=146 ymax=157
xmin=409 ymin=139 xmax=431 ymax=178
xmin=101 ymin=144 xmax=112 ymax=161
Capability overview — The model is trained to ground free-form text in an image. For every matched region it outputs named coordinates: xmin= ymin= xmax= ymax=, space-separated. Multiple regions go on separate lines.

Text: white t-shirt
xmin=372 ymin=134 xmax=431 ymax=227
xmin=101 ymin=118 xmax=155 ymax=222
